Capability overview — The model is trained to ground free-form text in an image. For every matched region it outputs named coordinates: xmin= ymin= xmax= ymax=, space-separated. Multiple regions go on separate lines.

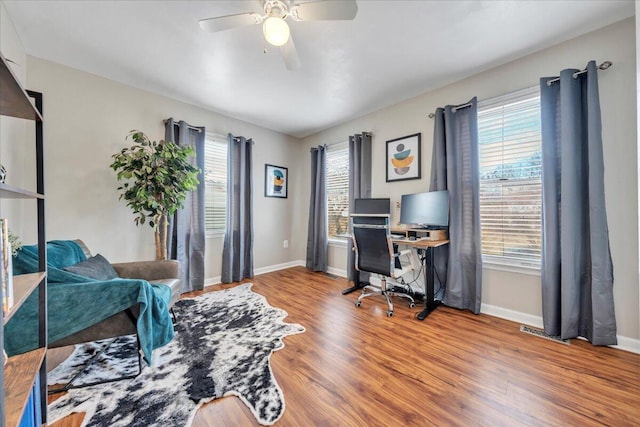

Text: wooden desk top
xmin=391 ymin=237 xmax=450 ymax=248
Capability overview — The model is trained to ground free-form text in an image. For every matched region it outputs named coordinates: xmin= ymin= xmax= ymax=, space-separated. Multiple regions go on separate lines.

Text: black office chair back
xmin=351 ymin=214 xmax=394 ymax=277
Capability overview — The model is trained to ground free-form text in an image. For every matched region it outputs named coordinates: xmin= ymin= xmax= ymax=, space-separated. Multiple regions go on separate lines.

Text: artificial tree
xmin=110 ymin=131 xmax=200 ymax=260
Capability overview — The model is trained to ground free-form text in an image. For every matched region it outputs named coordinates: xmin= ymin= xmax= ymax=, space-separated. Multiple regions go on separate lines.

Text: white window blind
xmin=204 ymin=133 xmax=228 ymax=233
xmin=478 ymin=86 xmax=542 ymax=267
xmin=326 ymin=142 xmax=350 ymax=238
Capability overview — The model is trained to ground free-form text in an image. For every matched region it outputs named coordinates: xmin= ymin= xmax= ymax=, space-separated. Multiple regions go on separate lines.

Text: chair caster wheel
xmin=387 ymin=311 xmax=393 ymax=317
xmin=355 ymin=301 xmax=361 ymax=308
xmin=409 ymin=302 xmax=415 ymax=308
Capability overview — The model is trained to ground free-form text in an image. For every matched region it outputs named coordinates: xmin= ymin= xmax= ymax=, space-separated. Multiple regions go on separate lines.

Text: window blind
xmin=326 ymin=142 xmax=349 ymax=238
xmin=204 ymin=133 xmax=228 ymax=233
xmin=478 ymin=86 xmax=542 ymax=267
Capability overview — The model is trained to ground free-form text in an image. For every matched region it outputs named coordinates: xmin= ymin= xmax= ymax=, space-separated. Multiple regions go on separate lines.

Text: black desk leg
xmin=417 ymin=246 xmax=442 ymax=321
xmin=341 ymin=270 xmax=367 ymax=295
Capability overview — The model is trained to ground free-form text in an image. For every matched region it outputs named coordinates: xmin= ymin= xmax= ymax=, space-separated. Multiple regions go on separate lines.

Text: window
xmin=478 ymin=86 xmax=542 ymax=267
xmin=326 ymin=142 xmax=349 ymax=239
xmin=204 ymin=133 xmax=228 ymax=234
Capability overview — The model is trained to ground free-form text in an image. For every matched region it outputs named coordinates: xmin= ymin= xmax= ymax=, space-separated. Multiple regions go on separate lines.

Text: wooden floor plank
xmin=48 ymin=267 xmax=640 ymax=426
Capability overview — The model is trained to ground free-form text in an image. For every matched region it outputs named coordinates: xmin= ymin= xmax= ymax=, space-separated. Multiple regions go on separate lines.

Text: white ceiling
xmin=3 ymin=0 xmax=635 ymax=138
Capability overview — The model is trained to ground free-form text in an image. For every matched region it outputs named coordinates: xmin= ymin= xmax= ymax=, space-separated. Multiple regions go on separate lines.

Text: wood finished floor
xmin=48 ymin=266 xmax=640 ymax=426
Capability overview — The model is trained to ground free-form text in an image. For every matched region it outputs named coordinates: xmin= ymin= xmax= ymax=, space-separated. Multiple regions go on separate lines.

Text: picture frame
xmin=264 ymin=164 xmax=288 ymax=198
xmin=386 ymin=133 xmax=421 ymax=182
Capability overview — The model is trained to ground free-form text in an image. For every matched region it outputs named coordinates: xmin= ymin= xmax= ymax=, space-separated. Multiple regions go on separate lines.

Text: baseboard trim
xmin=327 ymin=267 xmax=347 ymax=278
xmin=254 ymin=260 xmax=305 ymax=276
xmin=481 ymin=303 xmax=640 ymax=355
xmin=204 ymin=277 xmax=221 ymax=287
xmin=203 ymin=260 xmax=307 ymax=289
xmin=613 ymin=336 xmax=640 ymax=354
xmin=481 ymin=303 xmax=544 ymax=329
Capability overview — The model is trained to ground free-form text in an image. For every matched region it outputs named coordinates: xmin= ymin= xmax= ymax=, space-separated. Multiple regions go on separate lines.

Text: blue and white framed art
xmin=265 ymin=164 xmax=288 ymax=198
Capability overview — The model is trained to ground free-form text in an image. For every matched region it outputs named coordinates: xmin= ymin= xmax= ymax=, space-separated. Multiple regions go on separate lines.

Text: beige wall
xmin=0 ymin=1 xmax=25 ymax=85
xmin=0 ymin=0 xmax=37 ymax=243
xmin=24 ymin=57 xmax=300 ymax=281
xmin=636 ymin=2 xmax=640 ymax=342
xmin=298 ymin=18 xmax=639 ymax=343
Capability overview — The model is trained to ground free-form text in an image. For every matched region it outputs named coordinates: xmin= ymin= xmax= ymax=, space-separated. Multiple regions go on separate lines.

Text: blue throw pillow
xmin=63 ymin=254 xmax=119 ymax=281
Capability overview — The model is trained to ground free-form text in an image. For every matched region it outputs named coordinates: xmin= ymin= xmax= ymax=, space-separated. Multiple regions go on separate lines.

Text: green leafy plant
xmin=8 ymin=230 xmax=22 ymax=256
xmin=110 ymin=130 xmax=201 ymax=260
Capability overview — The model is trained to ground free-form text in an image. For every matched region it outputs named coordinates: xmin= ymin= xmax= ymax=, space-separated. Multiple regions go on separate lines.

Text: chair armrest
xmin=112 ymin=260 xmax=180 ymax=281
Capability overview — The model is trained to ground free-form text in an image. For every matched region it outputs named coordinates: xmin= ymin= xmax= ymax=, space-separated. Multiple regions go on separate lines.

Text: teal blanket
xmin=4 ymin=240 xmax=174 ymax=364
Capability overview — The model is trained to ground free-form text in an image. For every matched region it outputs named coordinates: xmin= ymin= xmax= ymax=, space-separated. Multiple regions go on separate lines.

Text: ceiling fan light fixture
xmin=263 ymin=16 xmax=290 ymax=46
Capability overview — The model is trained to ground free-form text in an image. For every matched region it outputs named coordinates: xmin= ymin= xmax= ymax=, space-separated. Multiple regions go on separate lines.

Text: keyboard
xmin=390 ymin=234 xmax=405 ymax=239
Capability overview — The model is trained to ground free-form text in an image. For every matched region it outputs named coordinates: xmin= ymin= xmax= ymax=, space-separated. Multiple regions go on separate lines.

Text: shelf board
xmin=4 ymin=347 xmax=46 ymax=427
xmin=0 ymin=182 xmax=44 ymax=199
xmin=0 ymin=53 xmax=42 ymax=121
xmin=3 ymin=272 xmax=45 ymax=325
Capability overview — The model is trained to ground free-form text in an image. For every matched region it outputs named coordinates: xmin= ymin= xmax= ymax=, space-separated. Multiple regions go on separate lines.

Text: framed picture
xmin=386 ymin=133 xmax=421 ymax=182
xmin=264 ymin=164 xmax=288 ymax=198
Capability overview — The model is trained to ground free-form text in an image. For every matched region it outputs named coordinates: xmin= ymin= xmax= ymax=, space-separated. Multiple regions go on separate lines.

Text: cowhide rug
xmin=48 ymin=283 xmax=305 ymax=426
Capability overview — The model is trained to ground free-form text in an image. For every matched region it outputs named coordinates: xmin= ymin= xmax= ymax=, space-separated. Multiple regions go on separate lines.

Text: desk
xmin=391 ymin=237 xmax=449 ymax=320
xmin=342 ymin=232 xmax=450 ymax=320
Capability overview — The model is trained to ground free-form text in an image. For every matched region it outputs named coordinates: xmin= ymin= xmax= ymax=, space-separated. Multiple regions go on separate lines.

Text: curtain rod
xmin=325 ymin=132 xmax=373 ymax=148
xmin=545 ymin=60 xmax=612 ymax=86
xmin=428 ymin=102 xmax=472 ymax=119
xmin=427 ymin=60 xmax=612 ymax=119
xmin=163 ymin=119 xmax=203 ymax=133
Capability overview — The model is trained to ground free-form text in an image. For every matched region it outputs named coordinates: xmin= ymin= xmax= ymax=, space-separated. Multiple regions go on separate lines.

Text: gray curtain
xmin=164 ymin=118 xmax=205 ymax=292
xmin=540 ymin=61 xmax=616 ymax=345
xmin=430 ymin=98 xmax=482 ymax=314
xmin=221 ymin=134 xmax=254 ymax=283
xmin=347 ymin=133 xmax=372 ymax=282
xmin=306 ymin=145 xmax=328 ymax=271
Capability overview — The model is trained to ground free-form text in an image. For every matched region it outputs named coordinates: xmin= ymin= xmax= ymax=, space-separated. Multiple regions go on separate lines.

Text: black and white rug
xmin=48 ymin=283 xmax=305 ymax=426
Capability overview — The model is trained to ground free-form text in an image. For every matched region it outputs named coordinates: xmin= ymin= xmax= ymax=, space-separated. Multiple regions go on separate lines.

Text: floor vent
xmin=324 ymin=273 xmax=340 ymax=279
xmin=520 ymin=325 xmax=570 ymax=345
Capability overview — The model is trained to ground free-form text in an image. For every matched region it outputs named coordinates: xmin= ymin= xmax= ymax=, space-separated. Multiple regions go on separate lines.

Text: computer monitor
xmin=354 ymin=198 xmax=390 ymax=214
xmin=399 ymin=190 xmax=449 ymax=228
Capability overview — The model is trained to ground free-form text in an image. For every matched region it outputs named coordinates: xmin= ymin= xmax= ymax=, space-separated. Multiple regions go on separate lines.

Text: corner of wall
xmin=635 ymin=2 xmax=640 ymax=344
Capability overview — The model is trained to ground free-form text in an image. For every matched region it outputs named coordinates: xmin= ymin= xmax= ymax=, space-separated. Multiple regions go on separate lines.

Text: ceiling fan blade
xmin=291 ymin=0 xmax=358 ymax=21
xmin=281 ymin=36 xmax=301 ymax=71
xmin=199 ymin=12 xmax=261 ymax=33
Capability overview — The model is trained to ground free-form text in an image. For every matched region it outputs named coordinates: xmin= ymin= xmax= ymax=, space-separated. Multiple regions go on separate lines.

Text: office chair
xmin=351 ymin=214 xmax=417 ymax=317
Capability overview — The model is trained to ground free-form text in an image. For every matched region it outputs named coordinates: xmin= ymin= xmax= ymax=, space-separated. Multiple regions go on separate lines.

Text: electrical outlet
xmin=283 ymin=240 xmax=289 ymax=248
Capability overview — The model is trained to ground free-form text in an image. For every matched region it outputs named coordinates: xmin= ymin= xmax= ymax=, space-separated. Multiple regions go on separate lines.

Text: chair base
xmin=48 ymin=334 xmax=143 ymax=394
xmin=355 ymin=281 xmax=415 ymax=317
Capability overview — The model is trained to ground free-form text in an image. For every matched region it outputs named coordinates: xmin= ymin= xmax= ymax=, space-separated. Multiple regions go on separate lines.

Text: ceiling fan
xmin=199 ymin=0 xmax=358 ymax=70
